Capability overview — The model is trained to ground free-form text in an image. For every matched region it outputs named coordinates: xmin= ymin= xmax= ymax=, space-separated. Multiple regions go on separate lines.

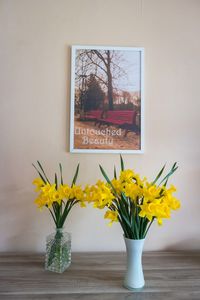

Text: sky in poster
xmin=118 ymin=50 xmax=141 ymax=92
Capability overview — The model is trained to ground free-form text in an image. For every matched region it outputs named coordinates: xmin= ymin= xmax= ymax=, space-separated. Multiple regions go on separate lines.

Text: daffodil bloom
xmin=83 ymin=185 xmax=94 ymax=202
xmin=41 ymin=183 xmax=56 ymax=197
xmin=70 ymin=185 xmax=83 ymax=199
xmin=111 ymin=178 xmax=124 ymax=194
xmin=34 ymin=194 xmax=48 ymax=209
xmin=104 ymin=210 xmax=118 ymax=226
xmin=86 ymin=181 xmax=115 ymax=209
xmin=32 ymin=178 xmax=44 ymax=191
xmin=143 ymin=184 xmax=162 ymax=201
xmin=119 ymin=170 xmax=134 ymax=183
xmin=70 ymin=185 xmax=86 ymax=207
xmin=51 ymin=190 xmax=62 ymax=205
xmin=124 ymin=182 xmax=143 ymax=200
xmin=58 ymin=184 xmax=71 ymax=199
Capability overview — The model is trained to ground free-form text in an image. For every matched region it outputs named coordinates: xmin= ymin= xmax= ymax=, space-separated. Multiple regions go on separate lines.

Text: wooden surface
xmin=0 ymin=251 xmax=200 ymax=300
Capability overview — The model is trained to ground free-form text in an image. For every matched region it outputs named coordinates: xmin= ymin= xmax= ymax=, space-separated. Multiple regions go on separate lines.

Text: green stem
xmin=47 ymin=229 xmax=63 ymax=267
xmin=144 ymin=218 xmax=154 ymax=238
xmin=48 ymin=208 xmax=57 ymax=226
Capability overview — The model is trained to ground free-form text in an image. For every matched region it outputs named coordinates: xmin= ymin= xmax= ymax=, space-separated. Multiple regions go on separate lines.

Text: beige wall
xmin=0 ymin=0 xmax=200 ymax=252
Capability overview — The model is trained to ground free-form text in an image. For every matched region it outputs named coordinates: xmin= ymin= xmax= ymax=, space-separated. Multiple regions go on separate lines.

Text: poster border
xmin=70 ymin=45 xmax=144 ymax=154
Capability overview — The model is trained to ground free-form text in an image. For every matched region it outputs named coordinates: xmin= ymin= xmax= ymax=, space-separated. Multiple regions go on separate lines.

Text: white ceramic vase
xmin=124 ymin=237 xmax=145 ymax=290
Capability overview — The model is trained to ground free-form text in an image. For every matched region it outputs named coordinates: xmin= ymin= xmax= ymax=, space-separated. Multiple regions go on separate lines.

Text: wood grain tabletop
xmin=0 ymin=251 xmax=199 ymax=300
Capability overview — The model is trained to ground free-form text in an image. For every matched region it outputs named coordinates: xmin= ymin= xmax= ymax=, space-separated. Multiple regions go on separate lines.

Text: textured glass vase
xmin=124 ymin=237 xmax=145 ymax=290
xmin=45 ymin=228 xmax=71 ymax=273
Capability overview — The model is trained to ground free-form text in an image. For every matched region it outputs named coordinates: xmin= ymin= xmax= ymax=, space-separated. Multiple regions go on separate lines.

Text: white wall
xmin=0 ymin=0 xmax=200 ymax=252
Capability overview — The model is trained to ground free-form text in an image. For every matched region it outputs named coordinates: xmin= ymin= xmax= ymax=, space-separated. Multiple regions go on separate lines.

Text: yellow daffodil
xmin=70 ymin=185 xmax=84 ymax=200
xmin=41 ymin=183 xmax=56 ymax=196
xmin=51 ymin=190 xmax=62 ymax=205
xmin=86 ymin=181 xmax=115 ymax=209
xmin=111 ymin=178 xmax=124 ymax=194
xmin=34 ymin=194 xmax=47 ymax=209
xmin=119 ymin=170 xmax=134 ymax=183
xmin=104 ymin=210 xmax=118 ymax=226
xmin=32 ymin=178 xmax=44 ymax=191
xmin=143 ymin=184 xmax=162 ymax=201
xmin=124 ymin=182 xmax=143 ymax=200
xmin=58 ymin=184 xmax=71 ymax=199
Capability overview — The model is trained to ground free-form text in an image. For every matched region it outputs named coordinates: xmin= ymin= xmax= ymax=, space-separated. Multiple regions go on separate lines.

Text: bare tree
xmin=75 ymin=49 xmax=127 ymax=110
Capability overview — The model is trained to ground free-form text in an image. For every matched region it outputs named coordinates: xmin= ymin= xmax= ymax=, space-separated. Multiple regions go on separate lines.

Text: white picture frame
xmin=70 ymin=45 xmax=144 ymax=153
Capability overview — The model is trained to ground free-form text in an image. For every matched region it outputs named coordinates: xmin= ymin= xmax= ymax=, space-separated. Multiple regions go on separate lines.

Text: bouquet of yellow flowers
xmin=32 ymin=161 xmax=85 ymax=273
xmin=33 ymin=161 xmax=85 ymax=228
xmin=84 ymin=156 xmax=180 ymax=239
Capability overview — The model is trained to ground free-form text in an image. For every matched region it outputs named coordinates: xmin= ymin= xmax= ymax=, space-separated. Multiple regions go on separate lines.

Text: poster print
xmin=70 ymin=45 xmax=144 ymax=153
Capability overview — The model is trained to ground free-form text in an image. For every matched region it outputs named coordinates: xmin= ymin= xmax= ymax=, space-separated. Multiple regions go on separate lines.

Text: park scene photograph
xmin=70 ymin=46 xmax=144 ymax=152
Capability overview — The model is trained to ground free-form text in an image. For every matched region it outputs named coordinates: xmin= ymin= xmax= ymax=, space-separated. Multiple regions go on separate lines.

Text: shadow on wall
xmin=165 ymin=238 xmax=200 ymax=251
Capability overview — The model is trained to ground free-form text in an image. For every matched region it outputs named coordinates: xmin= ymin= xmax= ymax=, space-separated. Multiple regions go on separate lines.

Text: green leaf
xmin=129 ymin=201 xmax=139 ymax=239
xmin=48 ymin=208 xmax=57 ymax=225
xmin=117 ymin=214 xmax=130 ymax=238
xmin=159 ymin=162 xmax=178 ymax=186
xmin=114 ymin=166 xmax=117 ymax=179
xmin=139 ymin=216 xmax=145 ymax=238
xmin=121 ymin=192 xmax=129 ymax=211
xmin=99 ymin=165 xmax=116 ymax=194
xmin=71 ymin=163 xmax=80 ymax=187
xmin=116 ymin=195 xmax=132 ymax=229
xmin=59 ymin=163 xmax=63 ymax=185
xmin=152 ymin=164 xmax=166 ymax=185
xmin=144 ymin=218 xmax=154 ymax=238
xmin=120 ymin=154 xmax=124 ymax=171
xmin=37 ymin=161 xmax=50 ymax=183
xmin=55 ymin=173 xmax=58 ymax=189
xmin=32 ymin=163 xmax=47 ymax=184
xmin=47 ymin=229 xmax=63 ymax=267
xmin=140 ymin=218 xmax=149 ymax=239
xmin=118 ymin=209 xmax=132 ymax=232
xmin=59 ymin=199 xmax=77 ymax=228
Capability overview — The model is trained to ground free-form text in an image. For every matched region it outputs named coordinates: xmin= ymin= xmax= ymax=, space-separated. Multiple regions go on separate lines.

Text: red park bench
xmin=84 ymin=110 xmax=102 ymax=121
xmin=84 ymin=110 xmax=139 ymax=135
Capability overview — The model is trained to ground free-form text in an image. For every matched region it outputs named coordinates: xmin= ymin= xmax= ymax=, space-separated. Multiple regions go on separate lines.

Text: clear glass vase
xmin=45 ymin=228 xmax=71 ymax=273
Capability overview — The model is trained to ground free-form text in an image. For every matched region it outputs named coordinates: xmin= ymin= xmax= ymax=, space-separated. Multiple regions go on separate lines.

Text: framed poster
xmin=70 ymin=45 xmax=144 ymax=153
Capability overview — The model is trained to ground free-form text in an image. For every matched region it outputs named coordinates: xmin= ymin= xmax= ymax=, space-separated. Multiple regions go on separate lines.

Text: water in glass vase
xmin=45 ymin=228 xmax=71 ymax=273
